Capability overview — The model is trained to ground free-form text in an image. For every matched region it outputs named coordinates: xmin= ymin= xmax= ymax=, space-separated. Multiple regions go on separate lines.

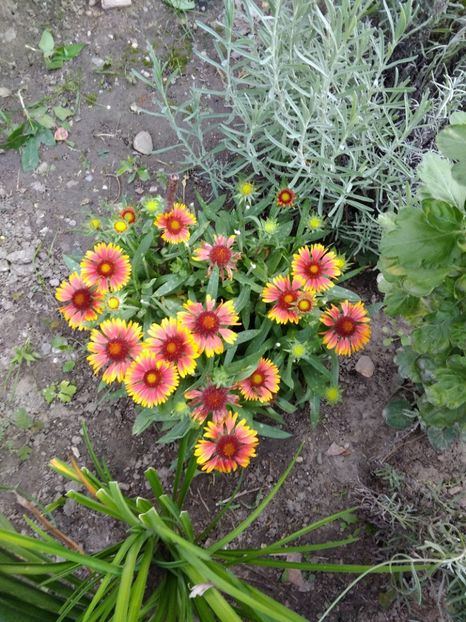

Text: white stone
xmin=102 ymin=0 xmax=132 ymax=8
xmin=133 ymin=130 xmax=153 ymax=155
xmin=355 ymin=355 xmax=375 ymax=378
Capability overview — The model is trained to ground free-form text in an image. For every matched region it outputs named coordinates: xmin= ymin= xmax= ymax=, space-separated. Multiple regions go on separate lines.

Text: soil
xmin=1 ymin=2 xmax=465 ymax=621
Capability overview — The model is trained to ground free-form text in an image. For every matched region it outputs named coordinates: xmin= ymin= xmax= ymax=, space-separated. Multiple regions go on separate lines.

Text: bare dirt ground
xmin=1 ymin=1 xmax=466 ymax=621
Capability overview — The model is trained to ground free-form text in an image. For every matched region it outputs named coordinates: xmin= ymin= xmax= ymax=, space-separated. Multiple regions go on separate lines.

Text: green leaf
xmin=14 ymin=408 xmax=33 ymax=430
xmin=437 ymin=124 xmax=466 ymax=161
xmin=132 ymin=230 xmax=154 ymax=276
xmin=426 ymin=356 xmax=466 ymax=410
xmin=418 ymin=153 xmax=466 ymax=210
xmin=383 ymin=285 xmax=419 ymax=317
xmin=327 ymin=285 xmax=360 ymax=303
xmin=426 ymin=426 xmax=459 ymax=450
xmin=62 ymin=254 xmax=81 ymax=273
xmin=0 ymin=124 xmax=29 ymax=150
xmin=206 ymin=266 xmax=219 ymax=300
xmin=42 ymin=385 xmax=56 ymax=404
xmin=162 ymin=0 xmax=195 ymax=9
xmin=394 ymin=347 xmax=421 ymax=383
xmin=53 ymin=106 xmax=73 ymax=121
xmin=17 ymin=446 xmax=33 ymax=461
xmin=39 ymin=30 xmax=54 ymax=55
xmin=61 ymin=43 xmax=85 ymax=59
xmin=382 ymin=400 xmax=417 ymax=430
xmin=62 ymin=360 xmax=75 ymax=373
xmin=380 ymin=202 xmax=462 ymax=275
xmin=157 ymin=417 xmax=192 ymax=444
xmin=21 ymin=137 xmax=40 ymax=172
xmin=252 ymin=422 xmax=290 ymax=439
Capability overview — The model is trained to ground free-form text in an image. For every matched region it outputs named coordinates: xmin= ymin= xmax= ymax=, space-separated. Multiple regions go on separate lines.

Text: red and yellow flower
xmin=261 ymin=275 xmax=303 ymax=324
xmin=193 ymin=235 xmax=240 ymax=280
xmin=87 ymin=318 xmax=143 ymax=383
xmin=145 ymin=318 xmax=199 ymax=377
xmin=291 ymin=244 xmax=341 ymax=292
xmin=295 ymin=291 xmax=315 ymax=315
xmin=81 ymin=242 xmax=131 ymax=292
xmin=55 ymin=272 xmax=104 ymax=330
xmin=320 ymin=300 xmax=371 ymax=356
xmin=120 ymin=206 xmax=136 ymax=224
xmin=178 ymin=296 xmax=239 ymax=357
xmin=154 ymin=202 xmax=197 ymax=244
xmin=276 ymin=187 xmax=296 ymax=207
xmin=124 ymin=351 xmax=178 ymax=407
xmin=185 ymin=384 xmax=239 ymax=423
xmin=238 ymin=358 xmax=280 ymax=403
xmin=194 ymin=412 xmax=258 ymax=473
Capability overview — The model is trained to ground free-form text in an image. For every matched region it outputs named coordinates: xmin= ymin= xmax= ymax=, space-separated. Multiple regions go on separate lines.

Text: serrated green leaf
xmin=14 ymin=408 xmax=34 ymax=430
xmin=426 ymin=356 xmax=466 ymax=410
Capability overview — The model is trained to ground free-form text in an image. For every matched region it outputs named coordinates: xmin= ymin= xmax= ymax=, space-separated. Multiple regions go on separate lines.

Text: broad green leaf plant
xmin=378 ymin=112 xmax=466 ymax=448
xmin=0 ymin=436 xmax=433 ymax=621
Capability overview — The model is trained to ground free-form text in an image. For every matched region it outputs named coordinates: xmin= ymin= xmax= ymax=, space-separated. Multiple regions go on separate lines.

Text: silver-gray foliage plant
xmin=136 ymin=0 xmax=466 ymax=252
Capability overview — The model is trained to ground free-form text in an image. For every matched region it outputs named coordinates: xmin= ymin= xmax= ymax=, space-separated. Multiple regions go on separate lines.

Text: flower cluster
xmin=56 ymin=186 xmax=371 ymax=474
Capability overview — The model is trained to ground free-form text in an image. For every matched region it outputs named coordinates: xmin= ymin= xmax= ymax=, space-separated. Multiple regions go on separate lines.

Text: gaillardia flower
xmin=81 ymin=242 xmax=131 ymax=292
xmin=185 ymin=384 xmax=239 ymax=423
xmin=320 ymin=300 xmax=371 ymax=356
xmin=238 ymin=180 xmax=255 ymax=198
xmin=195 ymin=412 xmax=258 ymax=473
xmin=113 ymin=220 xmax=128 ymax=234
xmin=277 ymin=187 xmax=296 ymax=207
xmin=291 ymin=244 xmax=341 ymax=292
xmin=238 ymin=358 xmax=280 ymax=403
xmin=120 ymin=206 xmax=136 ymax=224
xmin=154 ymin=202 xmax=197 ymax=244
xmin=193 ymin=235 xmax=240 ymax=280
xmin=145 ymin=317 xmax=199 ymax=377
xmin=124 ymin=352 xmax=178 ymax=407
xmin=261 ymin=275 xmax=303 ymax=324
xmin=55 ymin=272 xmax=104 ymax=330
xmin=178 ymin=296 xmax=239 ymax=357
xmin=87 ymin=318 xmax=143 ymax=383
xmin=295 ymin=291 xmax=315 ymax=315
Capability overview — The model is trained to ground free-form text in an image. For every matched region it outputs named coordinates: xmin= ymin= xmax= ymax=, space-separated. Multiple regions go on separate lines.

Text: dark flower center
xmin=195 ymin=311 xmax=219 ymax=335
xmin=72 ymin=288 xmax=92 ymax=309
xmin=297 ymin=298 xmax=312 ymax=312
xmin=98 ymin=261 xmax=114 ymax=276
xmin=209 ymin=245 xmax=231 ymax=267
xmin=167 ymin=217 xmax=181 ymax=232
xmin=279 ymin=290 xmax=297 ymax=307
xmin=335 ymin=316 xmax=356 ymax=337
xmin=251 ymin=372 xmax=264 ymax=386
xmin=308 ymin=262 xmax=321 ymax=277
xmin=144 ymin=369 xmax=160 ymax=387
xmin=217 ymin=434 xmax=239 ymax=459
xmin=202 ymin=386 xmax=228 ymax=411
xmin=106 ymin=338 xmax=129 ymax=361
xmin=162 ymin=337 xmax=184 ymax=361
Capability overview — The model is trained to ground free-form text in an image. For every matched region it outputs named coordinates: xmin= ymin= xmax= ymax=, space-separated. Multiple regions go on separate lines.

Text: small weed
xmin=38 ymin=30 xmax=85 ymax=71
xmin=42 ymin=380 xmax=77 ymax=405
xmin=10 ymin=341 xmax=40 ymax=367
xmin=116 ymin=156 xmax=150 ymax=184
xmin=0 ymin=93 xmax=75 ymax=171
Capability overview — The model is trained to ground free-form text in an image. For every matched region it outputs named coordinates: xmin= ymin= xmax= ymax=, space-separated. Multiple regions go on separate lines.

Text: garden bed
xmin=0 ymin=1 xmax=465 ymax=620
